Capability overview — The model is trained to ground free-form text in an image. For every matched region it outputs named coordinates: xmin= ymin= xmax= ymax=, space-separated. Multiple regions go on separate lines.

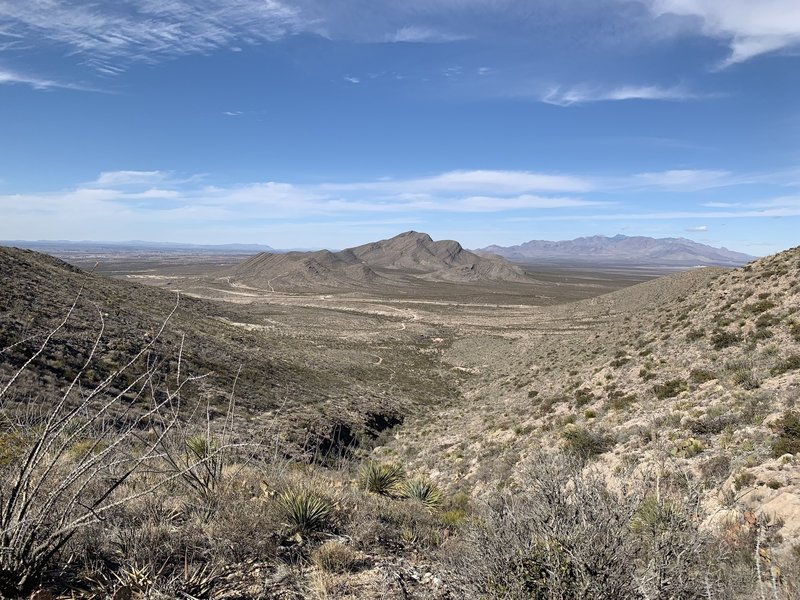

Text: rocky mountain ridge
xmin=230 ymin=231 xmax=531 ymax=291
xmin=479 ymin=234 xmax=756 ymax=266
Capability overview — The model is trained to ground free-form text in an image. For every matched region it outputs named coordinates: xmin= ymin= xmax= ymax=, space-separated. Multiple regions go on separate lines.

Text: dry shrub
xmin=444 ymin=452 xmax=765 ymax=600
xmin=347 ymin=493 xmax=444 ymax=553
xmin=311 ymin=541 xmax=358 ymax=573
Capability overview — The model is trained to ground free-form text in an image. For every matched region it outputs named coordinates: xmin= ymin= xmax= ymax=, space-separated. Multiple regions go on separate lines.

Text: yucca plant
xmin=279 ymin=487 xmax=332 ymax=533
xmin=400 ymin=477 xmax=443 ymax=510
xmin=359 ymin=461 xmax=404 ymax=496
xmin=630 ymin=495 xmax=683 ymax=537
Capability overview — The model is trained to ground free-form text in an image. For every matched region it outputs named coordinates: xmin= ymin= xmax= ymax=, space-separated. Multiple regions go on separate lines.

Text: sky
xmin=0 ymin=1 xmax=799 ymax=254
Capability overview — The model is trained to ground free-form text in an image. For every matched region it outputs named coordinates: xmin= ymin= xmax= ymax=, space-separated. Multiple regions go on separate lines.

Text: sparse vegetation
xmin=653 ymin=378 xmax=687 ymax=399
xmin=399 ymin=476 xmax=443 ymax=509
xmin=2 ymin=242 xmax=800 ymax=598
xmin=359 ymin=461 xmax=404 ymax=496
xmin=771 ymin=411 xmax=800 ymax=457
xmin=562 ymin=425 xmax=615 ymax=459
xmin=712 ymin=330 xmax=742 ymax=349
xmin=279 ymin=487 xmax=334 ymax=533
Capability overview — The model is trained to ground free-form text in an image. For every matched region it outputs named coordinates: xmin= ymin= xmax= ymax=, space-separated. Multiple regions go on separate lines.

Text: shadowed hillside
xmin=0 ymin=246 xmax=453 ymax=459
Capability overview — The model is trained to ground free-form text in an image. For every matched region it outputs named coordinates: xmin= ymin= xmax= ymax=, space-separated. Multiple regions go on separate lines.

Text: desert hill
xmin=230 ymin=231 xmax=530 ymax=291
xmin=479 ymin=233 xmax=756 ymax=266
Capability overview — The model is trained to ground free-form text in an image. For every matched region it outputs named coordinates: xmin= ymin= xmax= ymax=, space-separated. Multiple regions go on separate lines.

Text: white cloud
xmin=649 ymin=0 xmax=800 ymax=66
xmin=628 ymin=169 xmax=733 ymax=190
xmin=541 ymin=84 xmax=701 ymax=106
xmin=330 ymin=170 xmax=595 ymax=194
xmin=343 ymin=76 xmax=360 ymax=84
xmin=703 ymin=201 xmax=738 ymax=207
xmin=685 ymin=225 xmax=708 ymax=231
xmin=93 ymin=170 xmax=170 ymax=186
xmin=223 ymin=110 xmax=243 ymax=116
xmin=3 ymin=167 xmax=797 ymax=243
xmin=387 ymin=25 xmax=466 ymax=43
xmin=127 ymin=188 xmax=182 ymax=199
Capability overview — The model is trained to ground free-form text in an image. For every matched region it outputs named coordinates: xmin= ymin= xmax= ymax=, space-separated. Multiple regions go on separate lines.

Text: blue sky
xmin=0 ymin=1 xmax=799 ymax=254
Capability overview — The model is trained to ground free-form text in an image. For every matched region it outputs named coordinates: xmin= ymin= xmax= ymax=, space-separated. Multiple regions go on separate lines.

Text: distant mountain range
xmin=477 ymin=235 xmax=756 ymax=266
xmin=1 ymin=240 xmax=279 ymax=253
xmin=230 ymin=231 xmax=530 ymax=291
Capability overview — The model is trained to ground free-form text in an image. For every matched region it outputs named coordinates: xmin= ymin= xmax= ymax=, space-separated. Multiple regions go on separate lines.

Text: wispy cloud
xmin=685 ymin=225 xmax=708 ymax=232
xmin=387 ymin=26 xmax=467 ymax=43
xmin=0 ymin=67 xmax=96 ymax=91
xmin=93 ymin=170 xmax=171 ymax=186
xmin=223 ymin=110 xmax=243 ymax=117
xmin=627 ymin=169 xmax=734 ymax=191
xmin=541 ymin=84 xmax=702 ymax=106
xmin=343 ymin=76 xmax=360 ymax=84
xmin=319 ymin=170 xmax=594 ymax=195
xmin=649 ymin=0 xmax=800 ymax=66
xmin=0 ymin=0 xmax=307 ymax=72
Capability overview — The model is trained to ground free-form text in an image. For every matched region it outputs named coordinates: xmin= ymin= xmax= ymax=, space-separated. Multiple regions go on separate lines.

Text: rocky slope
xmin=388 ymin=244 xmax=800 ymax=573
xmin=479 ymin=234 xmax=756 ymax=266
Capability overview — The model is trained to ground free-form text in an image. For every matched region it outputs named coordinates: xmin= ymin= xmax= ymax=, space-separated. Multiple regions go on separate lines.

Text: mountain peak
xmin=230 ymin=232 xmax=529 ymax=290
xmin=394 ymin=231 xmax=433 ymax=243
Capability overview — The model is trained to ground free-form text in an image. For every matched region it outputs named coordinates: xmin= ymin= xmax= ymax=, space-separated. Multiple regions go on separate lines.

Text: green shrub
xmin=630 ymin=496 xmax=683 ymax=537
xmin=359 ymin=461 xmax=404 ymax=496
xmin=686 ymin=328 xmax=705 ymax=341
xmin=607 ymin=392 xmax=636 ymax=411
xmin=744 ymin=299 xmax=776 ymax=314
xmin=573 ymin=388 xmax=595 ymax=408
xmin=562 ymin=426 xmax=614 ymax=460
xmin=689 ymin=368 xmax=716 ymax=384
xmin=400 ymin=477 xmax=443 ymax=510
xmin=652 ymin=378 xmax=687 ymax=400
xmin=733 ymin=470 xmax=756 ymax=489
xmin=771 ymin=354 xmax=800 ymax=376
xmin=731 ymin=366 xmax=760 ymax=390
xmin=755 ymin=313 xmax=780 ymax=328
xmin=279 ymin=487 xmax=332 ymax=533
xmin=711 ymin=330 xmax=741 ymax=350
xmin=673 ymin=437 xmax=704 ymax=458
xmin=771 ymin=411 xmax=800 ymax=457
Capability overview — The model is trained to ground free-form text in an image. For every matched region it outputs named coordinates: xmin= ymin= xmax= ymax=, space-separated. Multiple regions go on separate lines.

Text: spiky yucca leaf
xmin=400 ymin=477 xmax=443 ymax=509
xmin=279 ymin=488 xmax=332 ymax=532
xmin=186 ymin=434 xmax=217 ymax=459
xmin=359 ymin=462 xmax=404 ymax=496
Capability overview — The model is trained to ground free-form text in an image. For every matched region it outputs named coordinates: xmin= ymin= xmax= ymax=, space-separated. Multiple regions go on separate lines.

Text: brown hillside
xmin=228 ymin=231 xmax=531 ymax=291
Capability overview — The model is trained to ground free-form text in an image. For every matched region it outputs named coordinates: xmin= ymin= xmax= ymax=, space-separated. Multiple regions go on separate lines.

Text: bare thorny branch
xmin=0 ymin=285 xmax=244 ymax=595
